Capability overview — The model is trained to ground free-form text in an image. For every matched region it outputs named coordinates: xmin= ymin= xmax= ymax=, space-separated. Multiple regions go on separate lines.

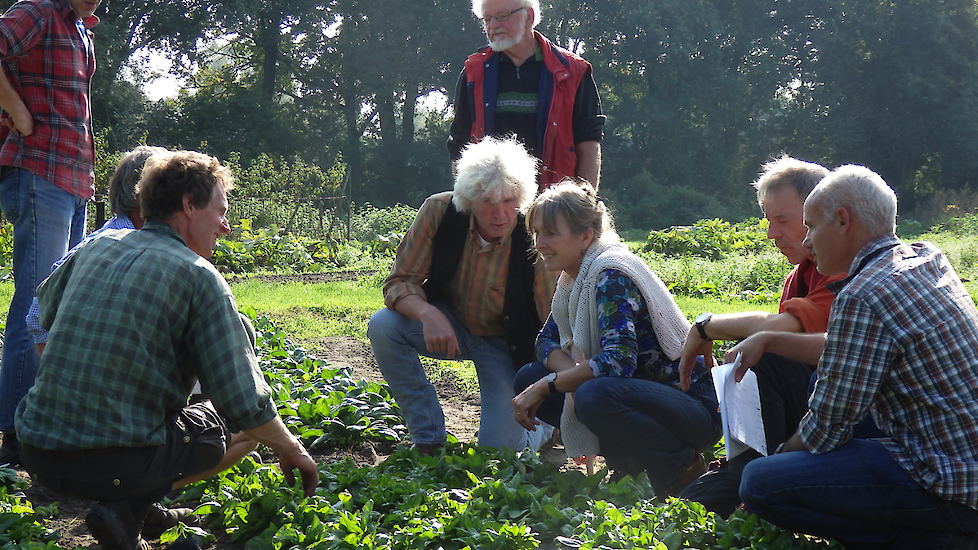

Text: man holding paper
xmin=676 ymin=156 xmax=843 ymax=513
xmin=739 ymin=165 xmax=978 ymax=549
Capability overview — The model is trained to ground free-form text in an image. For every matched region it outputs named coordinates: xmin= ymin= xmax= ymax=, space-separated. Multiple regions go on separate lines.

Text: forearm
xmin=533 ymin=358 xmax=594 ymax=394
xmin=746 ymin=331 xmax=826 ymax=365
xmin=575 ymin=141 xmax=601 ymax=188
xmin=242 ymin=415 xmax=305 ymax=456
xmin=393 ymin=294 xmax=438 ymax=324
xmin=0 ymin=70 xmax=31 ymax=134
xmin=544 ymin=348 xmax=580 ymax=373
xmin=701 ymin=311 xmax=802 ymax=341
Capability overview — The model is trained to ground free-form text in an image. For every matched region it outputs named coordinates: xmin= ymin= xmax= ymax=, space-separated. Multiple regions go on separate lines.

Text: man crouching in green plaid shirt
xmin=14 ymin=151 xmax=319 ymax=550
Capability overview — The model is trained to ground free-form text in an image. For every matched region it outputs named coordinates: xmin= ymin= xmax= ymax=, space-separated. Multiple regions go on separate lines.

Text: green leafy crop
xmin=249 ymin=312 xmax=409 ymax=449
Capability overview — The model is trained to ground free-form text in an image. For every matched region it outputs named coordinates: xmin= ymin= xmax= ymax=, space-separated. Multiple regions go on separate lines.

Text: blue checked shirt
xmin=800 ymin=234 xmax=978 ymax=509
xmin=26 ymin=214 xmax=135 ymax=345
xmin=15 ymin=222 xmax=276 ymax=451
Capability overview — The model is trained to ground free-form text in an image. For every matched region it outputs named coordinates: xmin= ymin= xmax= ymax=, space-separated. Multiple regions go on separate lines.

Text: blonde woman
xmin=512 ymin=181 xmax=720 ymax=496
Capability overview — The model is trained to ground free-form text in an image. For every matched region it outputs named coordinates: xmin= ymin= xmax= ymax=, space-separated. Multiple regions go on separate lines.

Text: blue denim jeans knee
xmin=367 ymin=304 xmax=527 ymax=450
xmin=0 ymin=168 xmax=86 ymax=433
xmin=573 ymin=374 xmax=720 ymax=489
xmin=741 ymin=438 xmax=978 ymax=550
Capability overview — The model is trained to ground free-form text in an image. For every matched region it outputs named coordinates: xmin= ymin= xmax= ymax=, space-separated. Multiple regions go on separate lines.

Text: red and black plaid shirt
xmin=0 ymin=0 xmax=97 ymax=199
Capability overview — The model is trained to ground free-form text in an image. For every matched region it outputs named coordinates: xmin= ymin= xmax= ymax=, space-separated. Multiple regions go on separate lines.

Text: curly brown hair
xmin=136 ymin=151 xmax=234 ymax=222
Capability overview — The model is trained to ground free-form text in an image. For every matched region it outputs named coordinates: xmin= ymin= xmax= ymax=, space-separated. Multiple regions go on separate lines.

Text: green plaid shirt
xmin=15 ymin=222 xmax=277 ymax=451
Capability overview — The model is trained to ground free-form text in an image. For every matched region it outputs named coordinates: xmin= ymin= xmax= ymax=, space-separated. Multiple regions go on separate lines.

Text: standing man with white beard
xmin=447 ymin=0 xmax=605 ymax=191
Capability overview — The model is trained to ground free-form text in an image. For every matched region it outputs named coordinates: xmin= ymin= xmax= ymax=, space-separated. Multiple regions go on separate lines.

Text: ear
xmin=836 ymin=207 xmax=851 ymax=234
xmin=182 ymin=193 xmax=196 ymax=216
xmin=581 ymin=227 xmax=595 ymax=249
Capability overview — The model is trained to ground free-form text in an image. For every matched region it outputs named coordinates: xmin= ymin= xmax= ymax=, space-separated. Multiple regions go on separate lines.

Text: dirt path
xmin=304 ymin=335 xmax=482 ymax=444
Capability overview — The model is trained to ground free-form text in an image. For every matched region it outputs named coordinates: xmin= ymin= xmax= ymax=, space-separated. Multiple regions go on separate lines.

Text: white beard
xmin=488 ymin=23 xmax=524 ymax=52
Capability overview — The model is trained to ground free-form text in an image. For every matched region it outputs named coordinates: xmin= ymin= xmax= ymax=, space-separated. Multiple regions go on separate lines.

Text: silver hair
xmin=752 ymin=154 xmax=829 ymax=209
xmin=109 ymin=146 xmax=170 ymax=216
xmin=453 ymin=136 xmax=539 ymax=214
xmin=808 ymin=165 xmax=897 ymax=236
xmin=472 ymin=0 xmax=541 ymax=27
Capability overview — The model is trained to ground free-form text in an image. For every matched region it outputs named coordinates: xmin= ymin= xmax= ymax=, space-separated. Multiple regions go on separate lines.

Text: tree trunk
xmin=257 ymin=8 xmax=280 ymax=104
xmin=402 ymin=82 xmax=419 ymax=143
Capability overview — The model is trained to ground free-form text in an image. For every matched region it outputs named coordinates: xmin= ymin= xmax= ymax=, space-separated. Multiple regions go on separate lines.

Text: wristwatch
xmin=546 ymin=372 xmax=558 ymax=394
xmin=694 ymin=312 xmax=713 ymax=340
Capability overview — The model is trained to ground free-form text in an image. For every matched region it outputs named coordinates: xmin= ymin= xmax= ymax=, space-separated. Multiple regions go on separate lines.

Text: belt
xmin=50 ymin=446 xmax=123 ymax=459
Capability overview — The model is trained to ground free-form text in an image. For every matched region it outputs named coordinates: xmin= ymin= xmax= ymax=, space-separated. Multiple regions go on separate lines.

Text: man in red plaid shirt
xmin=0 ymin=0 xmax=100 ymax=466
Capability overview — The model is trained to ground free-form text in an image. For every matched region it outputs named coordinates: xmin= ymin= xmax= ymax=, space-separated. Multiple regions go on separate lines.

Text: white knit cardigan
xmin=551 ymin=241 xmax=691 ymax=458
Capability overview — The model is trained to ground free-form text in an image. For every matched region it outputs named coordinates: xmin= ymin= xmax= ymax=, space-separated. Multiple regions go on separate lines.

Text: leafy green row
xmin=212 ymin=219 xmax=339 ymax=274
xmin=249 ymin=311 xmax=409 ymax=450
xmin=0 ymin=467 xmax=60 ymax=549
xmin=642 ymin=218 xmax=775 ymax=261
xmin=176 ymin=444 xmax=840 ymax=550
xmin=193 ymin=314 xmax=838 ymax=550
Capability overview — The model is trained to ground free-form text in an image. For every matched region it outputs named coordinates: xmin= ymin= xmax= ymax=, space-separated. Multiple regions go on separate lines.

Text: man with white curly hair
xmin=369 ymin=136 xmax=557 ymax=453
xmin=447 ymin=0 xmax=605 ymax=190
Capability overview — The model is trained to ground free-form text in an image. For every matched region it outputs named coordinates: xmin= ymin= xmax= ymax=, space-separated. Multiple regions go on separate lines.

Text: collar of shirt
xmin=827 ymin=234 xmax=902 ymax=295
xmin=54 ymin=0 xmax=100 ymax=28
xmin=499 ymin=46 xmax=543 ymax=66
xmin=143 ymin=221 xmax=190 ymax=247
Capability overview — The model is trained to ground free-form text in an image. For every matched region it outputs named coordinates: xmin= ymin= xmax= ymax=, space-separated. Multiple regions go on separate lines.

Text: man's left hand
xmin=727 ymin=332 xmax=770 ymax=382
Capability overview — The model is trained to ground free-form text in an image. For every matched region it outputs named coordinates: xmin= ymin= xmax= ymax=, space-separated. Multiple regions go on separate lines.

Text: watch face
xmin=695 ymin=312 xmax=713 ymax=325
xmin=546 ymin=372 xmax=557 ymax=382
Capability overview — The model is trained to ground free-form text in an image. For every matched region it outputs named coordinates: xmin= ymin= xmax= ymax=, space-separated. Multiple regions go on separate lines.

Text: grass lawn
xmin=0 ymin=278 xmax=775 ymax=342
xmin=0 ymin=277 xmax=776 ymax=392
xmin=229 ymin=278 xmax=384 ymax=340
xmin=228 ymin=280 xmax=775 ymax=334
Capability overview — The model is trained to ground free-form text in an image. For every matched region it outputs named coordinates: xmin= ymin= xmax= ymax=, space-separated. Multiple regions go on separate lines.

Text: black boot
xmin=85 ymin=498 xmax=153 ymax=550
xmin=0 ymin=432 xmax=20 ymax=467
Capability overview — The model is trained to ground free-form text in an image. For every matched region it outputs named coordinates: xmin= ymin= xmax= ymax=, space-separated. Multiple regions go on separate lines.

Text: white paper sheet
xmin=711 ymin=353 xmax=767 ymax=460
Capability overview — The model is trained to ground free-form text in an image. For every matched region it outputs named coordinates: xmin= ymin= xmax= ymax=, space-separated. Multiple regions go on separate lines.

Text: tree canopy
xmin=3 ymin=0 xmax=975 ymax=230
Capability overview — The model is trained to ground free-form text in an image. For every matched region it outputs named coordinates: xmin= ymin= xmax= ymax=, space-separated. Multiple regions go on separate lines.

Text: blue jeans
xmin=741 ymin=438 xmax=978 ymax=550
xmin=367 ymin=304 xmax=527 ymax=450
xmin=0 ymin=168 xmax=86 ymax=433
xmin=515 ymin=361 xmax=721 ymax=491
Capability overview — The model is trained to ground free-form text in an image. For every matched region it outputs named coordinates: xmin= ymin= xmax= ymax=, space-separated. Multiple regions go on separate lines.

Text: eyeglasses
xmin=481 ymin=6 xmax=524 ymax=26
